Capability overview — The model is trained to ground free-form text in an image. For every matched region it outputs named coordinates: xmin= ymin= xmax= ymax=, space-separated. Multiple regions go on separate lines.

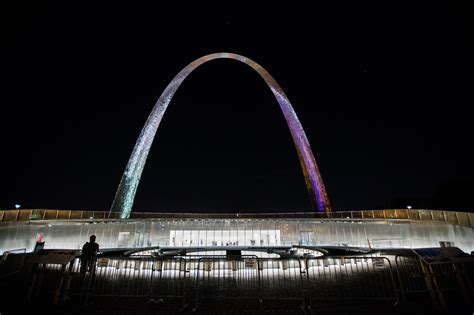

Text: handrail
xmin=0 ymin=208 xmax=473 ymax=229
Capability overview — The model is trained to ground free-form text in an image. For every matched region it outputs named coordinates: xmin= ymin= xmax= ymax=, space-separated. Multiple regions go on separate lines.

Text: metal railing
xmin=3 ymin=252 xmax=473 ymax=313
xmin=15 ymin=254 xmax=400 ymax=312
xmin=0 ymin=248 xmax=27 ymax=279
xmin=395 ymin=254 xmax=474 ymax=310
xmin=2 ymin=208 xmax=473 ymax=229
xmin=305 ymin=256 xmax=397 ymax=301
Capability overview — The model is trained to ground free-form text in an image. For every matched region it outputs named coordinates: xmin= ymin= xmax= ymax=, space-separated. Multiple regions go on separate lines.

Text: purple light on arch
xmin=110 ymin=53 xmax=332 ymax=219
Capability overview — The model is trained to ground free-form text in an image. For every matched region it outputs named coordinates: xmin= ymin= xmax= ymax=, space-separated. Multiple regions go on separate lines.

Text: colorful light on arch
xmin=110 ymin=53 xmax=331 ymax=219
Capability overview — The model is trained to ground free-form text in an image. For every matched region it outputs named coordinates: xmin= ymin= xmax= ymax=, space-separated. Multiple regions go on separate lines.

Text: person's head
xmin=90 ymin=235 xmax=96 ymax=243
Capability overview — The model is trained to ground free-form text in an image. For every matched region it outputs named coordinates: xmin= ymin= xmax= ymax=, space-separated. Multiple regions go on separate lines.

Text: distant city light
xmin=15 ymin=204 xmax=21 ymax=209
xmin=407 ymin=205 xmax=412 ymax=209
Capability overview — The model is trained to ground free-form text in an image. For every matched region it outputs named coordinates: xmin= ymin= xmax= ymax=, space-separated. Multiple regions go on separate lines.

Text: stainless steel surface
xmin=1 ymin=209 xmax=473 ymax=254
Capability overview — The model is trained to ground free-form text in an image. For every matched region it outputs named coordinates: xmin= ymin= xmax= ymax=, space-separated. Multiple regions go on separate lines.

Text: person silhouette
xmin=80 ymin=235 xmax=100 ymax=274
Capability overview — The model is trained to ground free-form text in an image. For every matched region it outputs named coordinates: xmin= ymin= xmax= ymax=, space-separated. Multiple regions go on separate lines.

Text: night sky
xmin=1 ymin=2 xmax=473 ymax=213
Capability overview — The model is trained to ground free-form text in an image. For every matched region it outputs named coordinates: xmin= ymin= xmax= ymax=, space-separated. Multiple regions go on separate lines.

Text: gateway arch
xmin=110 ymin=53 xmax=331 ymax=219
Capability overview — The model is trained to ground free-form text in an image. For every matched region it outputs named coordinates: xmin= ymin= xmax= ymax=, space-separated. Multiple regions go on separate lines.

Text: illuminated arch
xmin=110 ymin=53 xmax=331 ymax=218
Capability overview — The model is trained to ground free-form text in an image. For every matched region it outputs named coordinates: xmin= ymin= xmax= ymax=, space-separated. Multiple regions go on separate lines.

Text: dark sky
xmin=1 ymin=2 xmax=473 ymax=213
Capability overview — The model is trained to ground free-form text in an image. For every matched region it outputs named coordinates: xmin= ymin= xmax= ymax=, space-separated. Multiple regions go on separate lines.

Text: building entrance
xmin=169 ymin=229 xmax=281 ymax=247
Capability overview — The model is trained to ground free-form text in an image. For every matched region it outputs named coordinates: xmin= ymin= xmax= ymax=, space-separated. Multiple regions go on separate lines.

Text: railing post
xmin=451 ymin=262 xmax=470 ymax=305
xmin=59 ymin=259 xmax=75 ymax=304
xmin=182 ymin=258 xmax=187 ymax=309
xmin=418 ymin=258 xmax=444 ymax=310
xmin=81 ymin=257 xmax=97 ymax=307
xmin=297 ymin=258 xmax=307 ymax=312
xmin=193 ymin=257 xmax=202 ymax=312
xmin=148 ymin=258 xmax=155 ymax=300
xmin=383 ymin=257 xmax=399 ymax=304
xmin=394 ymin=256 xmax=407 ymax=304
xmin=26 ymin=263 xmax=39 ymax=302
xmin=53 ymin=263 xmax=67 ymax=305
xmin=468 ymin=213 xmax=473 ymax=228
xmin=257 ymin=257 xmax=263 ymax=312
xmin=455 ymin=212 xmax=460 ymax=225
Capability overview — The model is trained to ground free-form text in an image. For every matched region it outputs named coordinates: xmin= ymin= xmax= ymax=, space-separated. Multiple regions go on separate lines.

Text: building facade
xmin=1 ymin=209 xmax=473 ymax=255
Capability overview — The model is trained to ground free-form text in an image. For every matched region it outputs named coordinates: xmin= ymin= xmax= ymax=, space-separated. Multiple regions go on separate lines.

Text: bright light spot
xmin=407 ymin=206 xmax=412 ymax=209
xmin=15 ymin=204 xmax=21 ymax=209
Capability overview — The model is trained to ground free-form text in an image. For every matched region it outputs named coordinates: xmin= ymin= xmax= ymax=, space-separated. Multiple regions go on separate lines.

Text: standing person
xmin=80 ymin=235 xmax=100 ymax=274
